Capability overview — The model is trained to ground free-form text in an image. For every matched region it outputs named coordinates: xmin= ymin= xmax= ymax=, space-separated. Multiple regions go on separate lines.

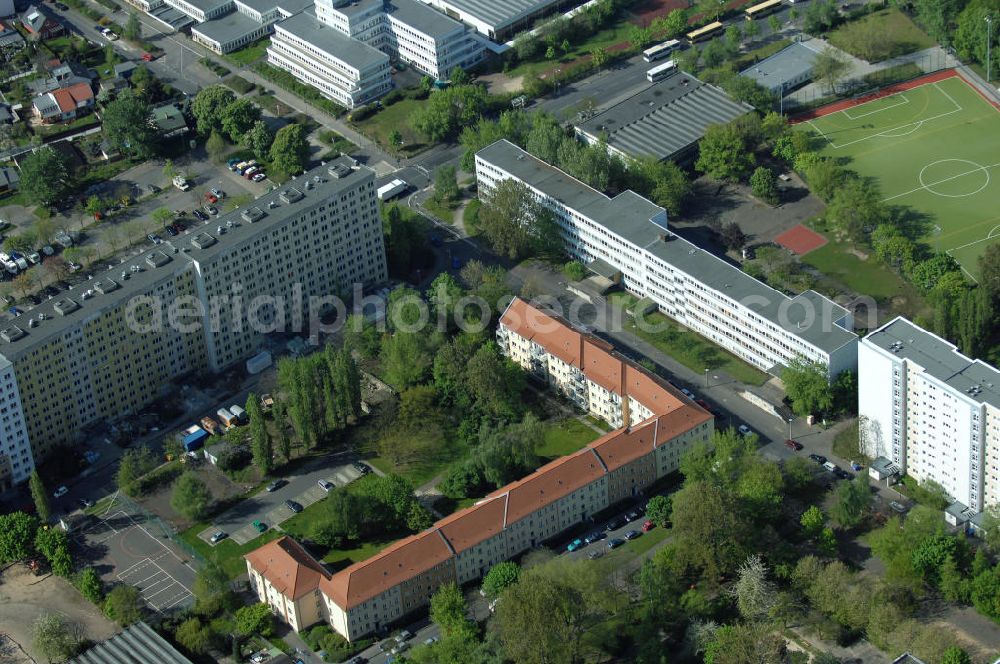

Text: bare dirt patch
xmin=479 ymin=71 xmax=525 ymax=95
xmin=0 ymin=564 xmax=116 ymax=662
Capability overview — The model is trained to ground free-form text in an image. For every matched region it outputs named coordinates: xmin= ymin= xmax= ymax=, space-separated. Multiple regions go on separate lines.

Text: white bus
xmin=642 ymin=39 xmax=681 ymax=63
xmin=646 ymin=60 xmax=677 ymax=83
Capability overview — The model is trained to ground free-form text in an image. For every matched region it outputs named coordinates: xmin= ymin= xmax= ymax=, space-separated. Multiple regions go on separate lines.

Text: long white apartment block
xmin=474 ymin=139 xmax=858 ymax=378
xmin=859 ymin=317 xmax=1000 ymax=521
xmin=267 ymin=9 xmax=392 ymax=109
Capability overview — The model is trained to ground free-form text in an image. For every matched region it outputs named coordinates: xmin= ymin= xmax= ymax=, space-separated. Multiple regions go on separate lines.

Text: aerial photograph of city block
xmin=0 ymin=0 xmax=999 ymax=661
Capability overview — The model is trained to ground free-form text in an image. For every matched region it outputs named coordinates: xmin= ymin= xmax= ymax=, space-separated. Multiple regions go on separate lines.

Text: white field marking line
xmin=161 ymin=591 xmax=193 ymax=611
xmin=882 ymin=160 xmax=1000 ymax=202
xmin=101 ymin=490 xmax=120 ymax=516
xmin=821 ymin=82 xmax=965 ymax=150
xmin=144 ymin=580 xmax=183 ymax=600
xmin=119 ymin=558 xmax=190 ymax=613
xmin=124 ymin=570 xmax=168 ymax=587
xmin=116 ymin=558 xmax=155 ymax=578
xmin=118 ymin=511 xmax=197 ymax=574
xmin=148 ymin=589 xmax=190 ymax=611
xmin=842 ymin=93 xmax=911 ymax=120
xmin=944 ymin=227 xmax=1000 ymax=253
xmin=806 ymin=119 xmax=834 ymax=147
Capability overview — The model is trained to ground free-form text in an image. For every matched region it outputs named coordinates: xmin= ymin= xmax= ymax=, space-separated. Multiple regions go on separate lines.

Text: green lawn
xmin=351 ymin=98 xmax=427 ymax=154
xmin=826 ymin=8 xmax=933 ymax=62
xmin=366 ymin=436 xmax=469 ymax=488
xmin=800 ymin=237 xmax=913 ymax=301
xmin=422 ymin=197 xmax=457 ymax=224
xmin=607 ymin=293 xmax=769 ymax=386
xmin=179 ymin=523 xmax=283 ymax=579
xmin=226 ymin=39 xmax=270 ymax=66
xmin=462 ymin=199 xmax=481 ymax=236
xmin=538 ymin=417 xmax=603 ymax=459
xmin=620 ymin=524 xmax=670 ymax=556
xmin=801 ymin=75 xmax=1000 ymax=279
xmin=504 ymin=19 xmax=634 ymax=79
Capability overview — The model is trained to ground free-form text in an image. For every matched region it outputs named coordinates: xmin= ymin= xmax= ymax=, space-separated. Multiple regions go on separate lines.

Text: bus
xmin=646 ymin=60 xmax=677 ymax=83
xmin=685 ymin=21 xmax=724 ymax=44
xmin=642 ymin=39 xmax=681 ymax=63
xmin=744 ymin=0 xmax=783 ymax=20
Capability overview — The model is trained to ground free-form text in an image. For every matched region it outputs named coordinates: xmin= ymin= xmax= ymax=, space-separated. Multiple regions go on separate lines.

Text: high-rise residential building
xmin=0 ymin=157 xmax=386 ymax=490
xmin=474 ymin=139 xmax=858 ymax=378
xmin=245 ymin=297 xmax=713 ymax=640
xmin=859 ymin=317 xmax=1000 ymax=522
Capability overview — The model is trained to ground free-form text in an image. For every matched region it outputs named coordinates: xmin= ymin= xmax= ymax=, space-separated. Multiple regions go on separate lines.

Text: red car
xmin=784 ymin=439 xmax=803 ymax=451
xmin=204 ymin=193 xmax=218 ymax=204
xmin=641 ymin=519 xmax=655 ymax=532
xmin=142 ymin=52 xmax=155 ymax=62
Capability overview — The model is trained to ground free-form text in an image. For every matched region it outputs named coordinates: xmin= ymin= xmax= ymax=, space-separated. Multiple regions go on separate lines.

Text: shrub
xmin=563 ymin=260 xmax=586 ymax=282
xmin=224 ymin=75 xmax=255 ymax=94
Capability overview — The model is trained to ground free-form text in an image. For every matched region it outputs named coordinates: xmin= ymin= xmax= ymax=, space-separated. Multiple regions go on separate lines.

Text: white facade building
xmin=0 ymin=356 xmax=31 ymax=490
xmin=191 ymin=0 xmax=310 ymax=53
xmin=859 ymin=317 xmax=1000 ymax=519
xmin=268 ymin=9 xmax=391 ymax=109
xmin=475 ymin=139 xmax=858 ymax=378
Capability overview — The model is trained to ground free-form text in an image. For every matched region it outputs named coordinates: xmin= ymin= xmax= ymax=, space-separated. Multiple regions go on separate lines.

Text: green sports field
xmin=801 ymin=75 xmax=1000 ymax=280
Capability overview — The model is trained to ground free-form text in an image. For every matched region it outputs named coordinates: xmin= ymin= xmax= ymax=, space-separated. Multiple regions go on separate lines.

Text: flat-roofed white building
xmin=859 ymin=317 xmax=1000 ymax=522
xmin=268 ymin=9 xmax=391 ymax=108
xmin=416 ymin=0 xmax=563 ymax=41
xmin=475 ymin=139 xmax=858 ymax=378
xmin=191 ymin=0 xmax=310 ymax=52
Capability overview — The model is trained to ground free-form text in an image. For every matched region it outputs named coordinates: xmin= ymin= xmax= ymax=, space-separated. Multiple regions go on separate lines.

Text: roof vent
xmin=53 ymin=298 xmax=80 ymax=316
xmin=242 ymin=206 xmax=265 ymax=223
xmin=217 ymin=226 xmax=224 ymax=235
xmin=328 ymin=164 xmax=351 ymax=179
xmin=191 ymin=232 xmax=217 ymax=249
xmin=28 ymin=318 xmax=38 ymax=328
xmin=280 ymin=187 xmax=304 ymax=204
xmin=146 ymin=250 xmax=171 ymax=268
xmin=94 ymin=278 xmax=118 ymax=294
xmin=1 ymin=326 xmax=25 ymax=342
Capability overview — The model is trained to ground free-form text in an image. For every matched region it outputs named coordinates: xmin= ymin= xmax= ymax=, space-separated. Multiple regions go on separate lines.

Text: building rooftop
xmin=244 ymin=536 xmax=330 ymax=600
xmin=0 ymin=157 xmax=371 ymax=361
xmin=386 ymin=0 xmax=463 ymax=40
xmin=69 ymin=621 xmax=193 ymax=664
xmin=739 ymin=41 xmax=823 ymax=89
xmin=234 ymin=0 xmax=311 ymax=15
xmin=274 ymin=9 xmax=389 ymax=70
xmin=170 ymin=0 xmax=234 ymax=15
xmin=430 ymin=0 xmax=558 ymax=31
xmin=191 ymin=9 xmax=264 ymax=45
xmin=478 ymin=141 xmax=856 ymax=357
xmin=575 ymin=72 xmax=751 ymax=161
xmin=864 ymin=317 xmax=1000 ymax=410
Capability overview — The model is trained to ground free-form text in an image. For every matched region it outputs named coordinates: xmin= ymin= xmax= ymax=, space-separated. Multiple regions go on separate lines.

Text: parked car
xmin=605 ymin=517 xmax=624 ymax=532
xmin=8 ymin=306 xmax=22 ymax=317
xmin=165 ymin=226 xmax=178 ymax=237
xmin=204 ymin=205 xmax=218 ymax=216
xmin=587 ymin=549 xmax=603 ymax=560
xmin=192 ymin=209 xmax=208 ymax=221
xmin=422 ymin=637 xmax=438 ymax=646
xmin=889 ymin=501 xmax=909 ymax=514
xmin=680 ymin=387 xmax=694 ymax=399
xmin=624 ymin=529 xmax=641 ymax=540
xmin=583 ymin=532 xmax=604 ymax=544
xmin=210 ymin=187 xmax=225 ymax=198
xmin=642 ymin=519 xmax=655 ymax=532
xmin=53 ymin=485 xmax=68 ymax=498
xmin=784 ymin=439 xmax=803 ymax=451
xmin=147 ymin=233 xmax=161 ymax=244
xmin=834 ymin=469 xmax=852 ymax=481
xmin=204 ymin=193 xmax=218 ymax=204
xmin=607 ymin=538 xmax=624 ymax=550
xmin=266 ymin=479 xmax=287 ymax=492
xmin=142 ymin=52 xmax=155 ymax=61
xmin=284 ymin=500 xmax=303 ymax=513
xmin=27 ymin=252 xmax=40 ymax=264
xmin=353 ymin=461 xmax=371 ymax=474
xmin=252 ymin=520 xmax=267 ymax=533
xmin=318 ymin=479 xmax=334 ymax=492
xmin=738 ymin=424 xmax=752 ymax=436
xmin=209 ymin=531 xmax=227 ymax=544
xmin=395 ymin=630 xmax=413 ymax=643
xmin=41 ymin=245 xmax=55 ymax=256
xmin=566 ymin=538 xmax=584 ymax=552
xmin=227 ymin=158 xmax=240 ymax=169
xmin=808 ymin=454 xmax=827 ymax=465
xmin=251 ymin=172 xmax=266 ymax=182
xmin=68 ymin=262 xmax=82 ymax=272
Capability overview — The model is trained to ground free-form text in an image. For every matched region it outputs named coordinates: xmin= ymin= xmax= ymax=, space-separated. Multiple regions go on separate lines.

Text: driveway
xmin=198 ymin=454 xmax=364 ymax=545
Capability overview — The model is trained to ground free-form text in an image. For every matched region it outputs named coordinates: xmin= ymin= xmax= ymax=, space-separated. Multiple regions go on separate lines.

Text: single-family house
xmin=0 ymin=167 xmax=19 ymax=195
xmin=0 ymin=20 xmax=25 ymax=51
xmin=21 ymin=5 xmax=63 ymax=39
xmin=151 ymin=102 xmax=188 ymax=139
xmin=31 ymin=81 xmax=94 ymax=123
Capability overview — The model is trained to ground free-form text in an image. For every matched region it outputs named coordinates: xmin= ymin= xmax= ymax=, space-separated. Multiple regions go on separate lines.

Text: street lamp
xmin=987 ymin=15 xmax=994 ymax=84
xmin=787 ymin=417 xmax=793 ymax=441
xmin=704 ymin=367 xmax=709 ymax=388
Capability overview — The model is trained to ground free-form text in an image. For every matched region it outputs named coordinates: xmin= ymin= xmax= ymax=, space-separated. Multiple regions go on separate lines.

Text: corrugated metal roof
xmin=70 ymin=622 xmax=193 ymax=664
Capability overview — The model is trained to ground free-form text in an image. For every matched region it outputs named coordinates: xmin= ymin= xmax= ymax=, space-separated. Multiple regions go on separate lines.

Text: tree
xmin=702 ymin=622 xmax=786 ymax=664
xmin=696 ymin=122 xmax=756 ymax=183
xmin=750 ymin=166 xmax=778 ymax=204
xmin=270 ymin=123 xmax=309 ymax=175
xmin=744 ymin=18 xmax=760 ymax=40
xmin=411 ymin=84 xmax=489 ymax=142
xmin=702 ymin=38 xmax=728 ymax=68
xmin=813 ymin=47 xmax=851 ymax=93
xmin=4 ymin=231 xmax=36 ymax=253
xmin=590 ymin=46 xmax=610 ymax=69
xmin=170 ymin=472 xmax=212 ymax=520
xmin=191 ymin=85 xmax=236 ymax=135
xmin=910 ymin=253 xmax=961 ymax=291
xmin=77 ymin=567 xmax=104 ymax=604
xmin=246 ymin=392 xmax=272 ymax=475
xmin=205 ymin=130 xmax=227 ymax=164
xmin=434 ymin=164 xmax=460 ymax=204
xmin=151 ymin=207 xmax=174 ymax=231
xmin=235 ymin=602 xmax=274 ymax=636
xmin=803 ymin=0 xmax=839 ymax=33
xmin=478 ymin=178 xmax=545 ymax=259
xmin=221 ymin=98 xmax=262 ymax=143
xmin=311 ymin=489 xmax=363 ymax=548
xmin=116 ymin=446 xmax=156 ymax=491
xmin=720 ymin=221 xmax=747 ymax=251
xmin=175 ymin=617 xmax=215 ymax=655
xmin=800 ymin=505 xmax=826 ymax=537
xmin=782 ymin=357 xmax=833 ymax=416
xmin=19 ymin=147 xmax=72 ymax=206
xmin=0 ymin=511 xmax=38 ymax=563
xmin=33 ymin=613 xmax=82 ymax=662
xmin=660 ymin=9 xmax=687 ymax=39
xmin=941 ymin=647 xmax=973 ymax=664
xmin=430 ymin=582 xmax=474 ymax=637
xmin=482 ymin=561 xmax=520 ymax=599
xmin=730 ymin=554 xmax=776 ymax=621
xmin=35 ymin=526 xmax=73 ymax=576
xmin=389 ymin=128 xmax=403 ymax=147
xmin=725 ymin=23 xmax=743 ymax=50
xmin=645 ymin=494 xmax=671 ymax=527
xmin=104 ymin=584 xmax=142 ymax=625
xmin=241 ymin=120 xmax=273 ymax=162
xmin=768 ymin=14 xmax=781 ymax=34
xmin=825 ymin=176 xmax=884 ymax=243
xmin=830 ymin=476 xmax=872 ymax=528
xmin=670 ymin=480 xmax=750 ymax=582
xmin=123 ymin=11 xmax=141 ymax=40
xmin=29 ymin=469 xmax=51 ymax=523
xmin=129 ymin=64 xmax=158 ymax=98
xmin=954 ymin=0 xmax=1000 ymax=67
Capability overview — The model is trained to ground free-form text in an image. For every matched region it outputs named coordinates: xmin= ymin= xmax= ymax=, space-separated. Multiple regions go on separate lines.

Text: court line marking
xmin=116 ymin=558 xmax=193 ymax=613
xmin=883 ymin=160 xmax=1000 ymax=202
xmin=842 ymin=93 xmax=911 ymax=120
xmin=812 ymin=82 xmax=964 ymax=149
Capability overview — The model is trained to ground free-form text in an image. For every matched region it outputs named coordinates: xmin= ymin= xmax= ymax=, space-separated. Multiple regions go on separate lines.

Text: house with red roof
xmin=31 ymin=81 xmax=94 ymax=123
xmin=244 ymin=298 xmax=714 ymax=641
xmin=21 ymin=5 xmax=63 ymax=40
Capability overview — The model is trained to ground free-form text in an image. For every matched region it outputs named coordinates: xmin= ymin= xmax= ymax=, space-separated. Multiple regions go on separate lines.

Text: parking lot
xmin=73 ymin=503 xmax=197 ymax=614
xmin=198 ymin=459 xmax=364 ymax=546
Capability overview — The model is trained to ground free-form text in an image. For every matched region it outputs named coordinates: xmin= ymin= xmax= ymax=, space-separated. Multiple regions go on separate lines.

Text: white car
xmin=210 ymin=187 xmax=225 ymax=198
xmin=53 ymin=485 xmax=68 ymax=498
xmin=28 ymin=252 xmax=40 ymax=264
